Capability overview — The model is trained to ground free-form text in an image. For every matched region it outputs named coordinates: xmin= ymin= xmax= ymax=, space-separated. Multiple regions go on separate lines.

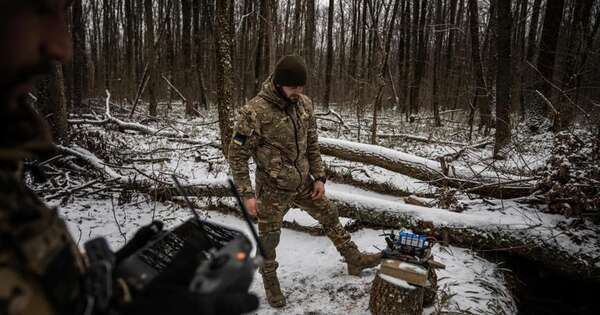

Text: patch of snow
xmin=378 ymin=274 xmax=416 ymax=290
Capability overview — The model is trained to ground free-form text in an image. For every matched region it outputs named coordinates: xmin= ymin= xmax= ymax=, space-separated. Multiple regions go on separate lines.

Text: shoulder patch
xmin=232 ymin=131 xmax=249 ymax=146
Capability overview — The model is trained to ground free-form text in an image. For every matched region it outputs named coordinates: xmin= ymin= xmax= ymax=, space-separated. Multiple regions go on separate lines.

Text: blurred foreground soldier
xmin=0 ymin=1 xmax=257 ymax=314
xmin=228 ymin=55 xmax=382 ymax=308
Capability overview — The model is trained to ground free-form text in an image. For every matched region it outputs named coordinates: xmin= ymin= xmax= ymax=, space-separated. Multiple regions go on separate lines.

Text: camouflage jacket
xmin=0 ymin=104 xmax=86 ymax=315
xmin=228 ymin=77 xmax=326 ymax=197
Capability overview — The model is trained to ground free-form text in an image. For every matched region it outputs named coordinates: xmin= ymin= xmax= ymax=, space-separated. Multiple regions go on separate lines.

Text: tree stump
xmin=423 ymin=268 xmax=438 ymax=307
xmin=369 ymin=272 xmax=424 ymax=315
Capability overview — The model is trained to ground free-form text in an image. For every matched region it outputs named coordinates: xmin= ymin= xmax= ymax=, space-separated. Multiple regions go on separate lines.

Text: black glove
xmin=120 ymin=236 xmax=259 ymax=315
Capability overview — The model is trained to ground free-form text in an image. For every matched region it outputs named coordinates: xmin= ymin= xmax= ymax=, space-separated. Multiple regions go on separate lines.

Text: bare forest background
xmin=37 ymin=0 xmax=600 ymax=158
xmin=28 ymin=2 xmax=600 ymax=312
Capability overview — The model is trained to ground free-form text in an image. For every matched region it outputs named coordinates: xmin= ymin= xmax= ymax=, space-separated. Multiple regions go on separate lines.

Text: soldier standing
xmin=229 ymin=55 xmax=382 ymax=308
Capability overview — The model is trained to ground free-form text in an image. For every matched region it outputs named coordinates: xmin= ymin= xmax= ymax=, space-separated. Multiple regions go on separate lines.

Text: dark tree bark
xmin=37 ymin=63 xmax=69 ymax=143
xmin=323 ymin=0 xmax=335 ymax=110
xmin=182 ymin=0 xmax=197 ymax=116
xmin=431 ymin=0 xmax=443 ymax=127
xmin=555 ymin=0 xmax=595 ymax=130
xmin=527 ymin=0 xmax=566 ymax=132
xmin=193 ymin=0 xmax=208 ymax=110
xmin=409 ymin=0 xmax=428 ymax=115
xmin=467 ymin=0 xmax=492 ymax=132
xmin=144 ymin=0 xmax=158 ymax=117
xmin=71 ymin=0 xmax=87 ymax=111
xmin=255 ymin=0 xmax=271 ymax=94
xmin=304 ymin=0 xmax=316 ymax=68
xmin=526 ymin=0 xmax=542 ymax=62
xmin=495 ymin=0 xmax=512 ymax=158
xmin=304 ymin=0 xmax=316 ymax=89
xmin=215 ymin=0 xmax=235 ymax=157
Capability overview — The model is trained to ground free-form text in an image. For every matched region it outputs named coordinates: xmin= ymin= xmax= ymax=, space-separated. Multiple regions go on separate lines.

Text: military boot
xmin=339 ymin=242 xmax=382 ymax=276
xmin=346 ymin=252 xmax=383 ymax=276
xmin=262 ymin=271 xmax=286 ymax=308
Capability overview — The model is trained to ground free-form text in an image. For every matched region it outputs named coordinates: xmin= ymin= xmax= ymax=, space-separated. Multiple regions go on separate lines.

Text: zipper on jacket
xmin=286 ymin=107 xmax=303 ymax=190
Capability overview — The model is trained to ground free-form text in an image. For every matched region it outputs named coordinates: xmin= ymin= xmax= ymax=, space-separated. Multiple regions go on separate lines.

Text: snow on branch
xmin=69 ymin=90 xmax=185 ymax=138
xmin=318 ymin=137 xmax=536 ymax=199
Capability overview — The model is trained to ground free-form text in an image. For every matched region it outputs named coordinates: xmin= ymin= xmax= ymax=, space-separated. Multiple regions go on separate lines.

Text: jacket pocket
xmin=255 ymin=146 xmax=282 ymax=179
xmin=276 ymin=163 xmax=302 ymax=191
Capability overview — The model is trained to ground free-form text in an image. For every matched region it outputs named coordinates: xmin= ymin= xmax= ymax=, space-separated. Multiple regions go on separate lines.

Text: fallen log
xmin=319 ymin=137 xmax=534 ymax=199
xmin=48 ymin=146 xmax=599 ymax=285
xmin=377 ymin=133 xmax=470 ymax=147
xmin=323 ymin=163 xmax=436 ymax=198
xmin=327 ymin=189 xmax=600 ymax=284
xmin=155 ymin=181 xmax=600 ymax=284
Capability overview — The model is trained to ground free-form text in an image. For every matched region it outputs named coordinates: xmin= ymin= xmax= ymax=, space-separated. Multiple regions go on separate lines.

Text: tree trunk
xmin=525 ymin=0 xmax=542 ymax=63
xmin=431 ymin=0 xmax=443 ymax=127
xmin=369 ymin=272 xmax=424 ymax=315
xmin=323 ymin=0 xmax=335 ymax=110
xmin=36 ymin=63 xmax=69 ymax=143
xmin=144 ymin=0 xmax=158 ymax=117
xmin=494 ymin=0 xmax=512 ymax=158
xmin=526 ymin=0 xmax=565 ymax=132
xmin=555 ymin=0 xmax=594 ymax=130
xmin=215 ymin=0 xmax=235 ymax=157
xmin=304 ymin=0 xmax=316 ymax=70
xmin=71 ymin=0 xmax=87 ymax=111
xmin=255 ymin=0 xmax=270 ymax=94
xmin=182 ymin=0 xmax=197 ymax=116
xmin=467 ymin=0 xmax=492 ymax=131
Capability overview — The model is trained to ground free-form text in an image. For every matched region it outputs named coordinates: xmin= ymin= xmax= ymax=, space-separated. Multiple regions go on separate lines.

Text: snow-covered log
xmin=319 ymin=137 xmax=534 ymax=199
xmin=135 ymin=177 xmax=599 ymax=284
xmin=327 ymin=189 xmax=600 ymax=284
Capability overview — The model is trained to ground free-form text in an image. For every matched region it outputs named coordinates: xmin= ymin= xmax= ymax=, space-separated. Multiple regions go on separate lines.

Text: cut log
xmin=369 ymin=272 xmax=423 ymax=315
xmin=319 ymin=137 xmax=534 ymax=199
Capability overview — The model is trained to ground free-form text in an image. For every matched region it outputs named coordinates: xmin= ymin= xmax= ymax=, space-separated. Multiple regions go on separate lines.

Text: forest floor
xmin=32 ymin=98 xmax=599 ymax=315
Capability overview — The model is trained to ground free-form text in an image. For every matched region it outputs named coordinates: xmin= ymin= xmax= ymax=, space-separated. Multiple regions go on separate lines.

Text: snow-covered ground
xmin=58 ymin=193 xmax=515 ymax=315
xmin=37 ymin=102 xmax=598 ymax=314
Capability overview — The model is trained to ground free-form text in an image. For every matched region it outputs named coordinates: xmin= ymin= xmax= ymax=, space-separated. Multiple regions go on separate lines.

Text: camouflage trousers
xmin=256 ymin=178 xmax=357 ymax=277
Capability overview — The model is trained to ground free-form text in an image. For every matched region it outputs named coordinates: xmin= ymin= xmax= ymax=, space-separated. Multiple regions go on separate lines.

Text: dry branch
xmin=69 ymin=90 xmax=185 ymax=138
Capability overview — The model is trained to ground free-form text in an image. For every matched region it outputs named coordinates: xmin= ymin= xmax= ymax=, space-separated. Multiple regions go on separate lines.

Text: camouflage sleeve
xmin=0 ymin=266 xmax=54 ymax=313
xmin=305 ymin=97 xmax=326 ymax=179
xmin=228 ymin=106 xmax=259 ymax=199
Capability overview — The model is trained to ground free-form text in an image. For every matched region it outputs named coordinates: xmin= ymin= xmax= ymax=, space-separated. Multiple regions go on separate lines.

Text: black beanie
xmin=273 ymin=55 xmax=307 ymax=86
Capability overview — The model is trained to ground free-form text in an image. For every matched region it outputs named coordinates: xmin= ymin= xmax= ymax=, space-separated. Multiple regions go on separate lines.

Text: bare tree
xmin=323 ymin=0 xmax=335 ymax=109
xmin=467 ymin=0 xmax=492 ymax=134
xmin=215 ymin=0 xmax=235 ymax=156
xmin=495 ymin=0 xmax=512 ymax=158
xmin=527 ymin=0 xmax=565 ymax=132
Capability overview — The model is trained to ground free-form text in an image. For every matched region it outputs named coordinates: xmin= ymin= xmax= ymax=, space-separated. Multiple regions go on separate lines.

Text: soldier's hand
xmin=244 ymin=197 xmax=258 ymax=216
xmin=311 ymin=181 xmax=325 ymax=200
